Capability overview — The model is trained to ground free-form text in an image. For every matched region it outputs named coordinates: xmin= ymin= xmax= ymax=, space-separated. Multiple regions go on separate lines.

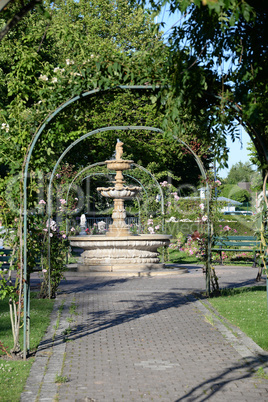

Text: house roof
xmin=214 ymin=196 xmax=242 ymax=205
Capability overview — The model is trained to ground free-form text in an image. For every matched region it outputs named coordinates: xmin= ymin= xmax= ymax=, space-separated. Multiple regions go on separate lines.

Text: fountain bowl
xmin=69 ymin=233 xmax=172 ymax=273
xmin=97 ymin=187 xmax=141 ymax=199
xmin=106 ymin=159 xmax=133 ymax=171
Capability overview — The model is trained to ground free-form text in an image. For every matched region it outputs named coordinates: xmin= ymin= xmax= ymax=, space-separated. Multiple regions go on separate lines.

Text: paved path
xmin=21 ymin=265 xmax=268 ymax=401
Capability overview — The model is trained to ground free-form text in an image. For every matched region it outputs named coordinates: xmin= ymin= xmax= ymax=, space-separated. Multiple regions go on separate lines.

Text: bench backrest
xmin=212 ymin=236 xmax=260 ymax=248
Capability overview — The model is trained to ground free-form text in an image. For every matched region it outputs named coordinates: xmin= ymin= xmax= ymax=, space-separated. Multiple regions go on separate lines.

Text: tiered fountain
xmin=68 ymin=141 xmax=174 ymax=275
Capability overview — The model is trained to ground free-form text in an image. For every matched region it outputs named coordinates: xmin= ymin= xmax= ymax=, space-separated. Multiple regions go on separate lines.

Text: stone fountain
xmin=68 ymin=141 xmax=177 ymax=275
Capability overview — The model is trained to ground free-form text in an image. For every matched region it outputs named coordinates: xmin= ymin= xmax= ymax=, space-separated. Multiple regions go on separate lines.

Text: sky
xmin=157 ymin=7 xmax=253 ymax=179
xmin=217 ymin=128 xmax=252 ymax=179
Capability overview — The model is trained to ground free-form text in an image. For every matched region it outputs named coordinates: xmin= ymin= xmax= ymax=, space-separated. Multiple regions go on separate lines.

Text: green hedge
xmin=165 ymin=216 xmax=256 ymax=238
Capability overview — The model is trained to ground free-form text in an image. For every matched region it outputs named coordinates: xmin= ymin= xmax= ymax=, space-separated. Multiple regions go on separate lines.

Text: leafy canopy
xmin=140 ymin=0 xmax=268 ymax=172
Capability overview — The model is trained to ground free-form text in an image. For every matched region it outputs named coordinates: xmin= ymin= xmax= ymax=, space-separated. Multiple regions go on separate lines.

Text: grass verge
xmin=208 ymin=286 xmax=268 ymax=351
xmin=0 ymin=293 xmax=55 ymax=402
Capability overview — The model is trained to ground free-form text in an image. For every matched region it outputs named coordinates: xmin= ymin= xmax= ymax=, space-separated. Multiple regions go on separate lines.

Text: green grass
xmin=208 ymin=286 xmax=268 ymax=350
xmin=0 ymin=293 xmax=55 ymax=402
xmin=166 ymin=249 xmax=200 ymax=264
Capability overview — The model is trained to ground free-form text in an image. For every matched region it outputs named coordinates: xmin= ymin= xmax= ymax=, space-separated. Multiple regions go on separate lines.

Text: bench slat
xmin=211 ymin=235 xmax=261 ymax=266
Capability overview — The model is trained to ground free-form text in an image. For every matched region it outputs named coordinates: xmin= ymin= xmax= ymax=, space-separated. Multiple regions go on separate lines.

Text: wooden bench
xmin=211 ymin=236 xmax=261 ymax=266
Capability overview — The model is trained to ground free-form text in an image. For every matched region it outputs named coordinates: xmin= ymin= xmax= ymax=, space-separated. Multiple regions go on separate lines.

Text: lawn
xmin=0 ymin=293 xmax=55 ymax=402
xmin=208 ymin=286 xmax=268 ymax=351
xmin=165 ymin=249 xmax=200 ymax=264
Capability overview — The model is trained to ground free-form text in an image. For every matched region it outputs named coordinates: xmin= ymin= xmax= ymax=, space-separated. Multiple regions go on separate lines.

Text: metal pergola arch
xmin=22 ymin=85 xmax=211 ymax=359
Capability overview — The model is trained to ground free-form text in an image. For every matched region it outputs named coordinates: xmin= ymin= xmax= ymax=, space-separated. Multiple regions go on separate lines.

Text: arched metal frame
xmin=22 ymin=85 xmax=210 ymax=359
xmin=46 ymin=127 xmax=167 ymax=295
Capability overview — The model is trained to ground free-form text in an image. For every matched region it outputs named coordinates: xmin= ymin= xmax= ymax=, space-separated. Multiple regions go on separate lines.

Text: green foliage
xmin=165 ymin=217 xmax=255 ymax=238
xmin=219 ymin=183 xmax=251 ymax=203
xmin=0 ymin=0 xmax=213 ymax=198
xmin=55 ymin=374 xmax=69 ymax=383
xmin=225 ymin=161 xmax=255 ymax=184
xmin=143 ymin=0 xmax=268 ymax=173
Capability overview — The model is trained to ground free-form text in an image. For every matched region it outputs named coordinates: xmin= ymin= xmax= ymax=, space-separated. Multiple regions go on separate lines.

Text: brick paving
xmin=21 ymin=265 xmax=268 ymax=401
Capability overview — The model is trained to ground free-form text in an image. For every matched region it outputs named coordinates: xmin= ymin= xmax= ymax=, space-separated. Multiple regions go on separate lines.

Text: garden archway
xmin=22 ymin=86 xmax=211 ymax=358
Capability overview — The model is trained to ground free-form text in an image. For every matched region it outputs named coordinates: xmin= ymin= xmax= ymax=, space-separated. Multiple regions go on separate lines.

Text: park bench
xmin=0 ymin=249 xmax=13 ymax=271
xmin=211 ymin=236 xmax=261 ymax=266
xmin=0 ymin=249 xmax=42 ymax=274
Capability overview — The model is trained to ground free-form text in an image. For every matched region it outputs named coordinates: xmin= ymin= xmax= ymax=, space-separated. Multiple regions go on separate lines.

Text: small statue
xmin=97 ymin=220 xmax=106 ymax=234
xmin=80 ymin=214 xmax=87 ymax=235
xmin=115 ymin=140 xmax=124 ymax=160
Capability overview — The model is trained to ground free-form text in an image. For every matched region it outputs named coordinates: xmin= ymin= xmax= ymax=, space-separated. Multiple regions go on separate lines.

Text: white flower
xmin=39 ymin=199 xmax=46 ymax=205
xmin=39 ymin=74 xmax=49 ymax=81
xmin=46 ymin=219 xmax=57 ymax=231
xmin=166 ymin=216 xmax=177 ymax=223
xmin=1 ymin=123 xmax=9 ymax=132
xmin=66 ymin=59 xmax=74 ymax=65
xmin=199 ymin=203 xmax=205 ymax=210
xmin=202 ymin=215 xmax=208 ymax=222
xmin=51 ymin=77 xmax=58 ymax=83
xmin=53 ymin=67 xmax=60 ymax=73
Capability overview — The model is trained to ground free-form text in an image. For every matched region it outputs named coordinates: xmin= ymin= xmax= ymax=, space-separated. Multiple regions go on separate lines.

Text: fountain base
xmin=69 ymin=234 xmax=172 ymax=273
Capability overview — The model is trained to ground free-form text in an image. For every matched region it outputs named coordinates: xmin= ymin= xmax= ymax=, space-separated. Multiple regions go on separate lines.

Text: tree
xmin=141 ymin=0 xmax=268 ymax=174
xmin=219 ymin=183 xmax=251 ymax=203
xmin=0 ymin=0 xmax=214 ymax=199
xmin=226 ymin=161 xmax=255 ymax=185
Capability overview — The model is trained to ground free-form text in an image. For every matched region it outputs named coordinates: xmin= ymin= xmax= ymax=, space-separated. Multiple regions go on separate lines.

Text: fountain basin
xmin=106 ymin=160 xmax=133 ymax=171
xmin=69 ymin=234 xmax=172 ymax=272
xmin=97 ymin=187 xmax=141 ymax=199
